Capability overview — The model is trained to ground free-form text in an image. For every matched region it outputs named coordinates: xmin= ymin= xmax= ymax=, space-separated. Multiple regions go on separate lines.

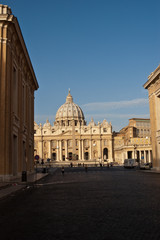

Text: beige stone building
xmin=144 ymin=65 xmax=160 ymax=170
xmin=0 ymin=5 xmax=39 ymax=181
xmin=34 ymin=92 xmax=152 ymax=166
xmin=34 ymin=91 xmax=113 ymax=164
xmin=114 ymin=118 xmax=152 ymax=165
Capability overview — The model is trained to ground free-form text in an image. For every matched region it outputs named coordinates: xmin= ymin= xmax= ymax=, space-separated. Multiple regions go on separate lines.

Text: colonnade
xmin=123 ymin=149 xmax=152 ymax=163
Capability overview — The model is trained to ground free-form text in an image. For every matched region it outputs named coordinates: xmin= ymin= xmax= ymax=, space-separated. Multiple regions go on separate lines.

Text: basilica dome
xmin=55 ymin=91 xmax=85 ymax=126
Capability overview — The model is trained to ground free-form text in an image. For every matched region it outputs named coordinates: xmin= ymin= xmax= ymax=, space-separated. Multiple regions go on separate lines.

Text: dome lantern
xmin=66 ymin=89 xmax=73 ymax=103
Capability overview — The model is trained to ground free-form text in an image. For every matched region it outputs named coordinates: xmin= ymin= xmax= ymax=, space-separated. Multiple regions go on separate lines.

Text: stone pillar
xmin=82 ymin=140 xmax=84 ymax=160
xmin=90 ymin=139 xmax=92 ymax=160
xmin=39 ymin=140 xmax=43 ymax=159
xmin=99 ymin=139 xmax=103 ymax=160
xmin=59 ymin=141 xmax=62 ymax=161
xmin=56 ymin=140 xmax=59 ymax=161
xmin=79 ymin=140 xmax=82 ymax=160
xmin=97 ymin=140 xmax=101 ymax=159
xmin=149 ymin=150 xmax=151 ymax=163
xmin=124 ymin=152 xmax=127 ymax=160
xmin=65 ymin=140 xmax=68 ymax=160
xmin=132 ymin=150 xmax=134 ymax=159
xmin=48 ymin=140 xmax=52 ymax=159
xmin=109 ymin=139 xmax=113 ymax=161
xmin=144 ymin=150 xmax=146 ymax=163
xmin=139 ymin=151 xmax=142 ymax=163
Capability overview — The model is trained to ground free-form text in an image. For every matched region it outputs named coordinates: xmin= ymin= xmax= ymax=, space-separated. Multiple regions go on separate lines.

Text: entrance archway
xmin=69 ymin=152 xmax=72 ymax=160
xmin=103 ymin=148 xmax=108 ymax=160
xmin=127 ymin=151 xmax=132 ymax=159
xmin=84 ymin=152 xmax=89 ymax=160
xmin=52 ymin=153 xmax=56 ymax=160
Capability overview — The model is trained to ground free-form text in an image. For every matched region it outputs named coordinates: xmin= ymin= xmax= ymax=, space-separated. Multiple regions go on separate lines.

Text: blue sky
xmin=3 ymin=0 xmax=160 ymax=131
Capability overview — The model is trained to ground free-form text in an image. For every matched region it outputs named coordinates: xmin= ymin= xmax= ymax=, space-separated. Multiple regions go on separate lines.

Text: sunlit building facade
xmin=0 ymin=5 xmax=39 ymax=181
xmin=34 ymin=92 xmax=152 ymax=165
xmin=34 ymin=91 xmax=113 ymax=163
xmin=144 ymin=65 xmax=160 ymax=170
xmin=114 ymin=118 xmax=152 ymax=164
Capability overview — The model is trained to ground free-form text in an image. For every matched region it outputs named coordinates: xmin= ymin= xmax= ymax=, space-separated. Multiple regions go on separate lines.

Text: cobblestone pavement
xmin=1 ymin=167 xmax=160 ymax=240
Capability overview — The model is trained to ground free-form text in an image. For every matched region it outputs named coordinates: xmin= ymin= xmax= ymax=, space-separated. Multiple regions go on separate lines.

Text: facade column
xmin=110 ymin=139 xmax=113 ymax=161
xmin=134 ymin=149 xmax=137 ymax=160
xmin=90 ymin=139 xmax=92 ymax=160
xmin=144 ymin=150 xmax=146 ymax=163
xmin=101 ymin=139 xmax=103 ymax=160
xmin=59 ymin=141 xmax=62 ymax=161
xmin=79 ymin=140 xmax=82 ymax=160
xmin=139 ymin=151 xmax=142 ymax=163
xmin=82 ymin=140 xmax=84 ymax=160
xmin=97 ymin=139 xmax=101 ymax=159
xmin=56 ymin=140 xmax=59 ymax=161
xmin=149 ymin=150 xmax=151 ymax=163
xmin=123 ymin=152 xmax=127 ymax=162
xmin=65 ymin=140 xmax=68 ymax=160
xmin=48 ymin=140 xmax=52 ymax=159
xmin=39 ymin=140 xmax=43 ymax=159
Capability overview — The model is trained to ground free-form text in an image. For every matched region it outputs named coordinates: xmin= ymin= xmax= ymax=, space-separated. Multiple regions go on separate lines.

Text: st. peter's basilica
xmin=34 ymin=91 xmax=152 ymax=165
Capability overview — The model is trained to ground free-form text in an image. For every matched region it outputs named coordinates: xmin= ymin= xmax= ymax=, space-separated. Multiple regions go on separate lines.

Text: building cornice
xmin=0 ymin=4 xmax=39 ymax=90
xmin=144 ymin=64 xmax=160 ymax=89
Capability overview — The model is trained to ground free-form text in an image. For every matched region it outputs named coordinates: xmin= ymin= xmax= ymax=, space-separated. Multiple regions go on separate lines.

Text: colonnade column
xmin=139 ymin=151 xmax=142 ymax=163
xmin=134 ymin=150 xmax=137 ymax=159
xmin=149 ymin=150 xmax=151 ymax=163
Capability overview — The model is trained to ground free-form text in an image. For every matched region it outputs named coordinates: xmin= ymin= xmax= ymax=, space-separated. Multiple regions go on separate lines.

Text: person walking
xmin=85 ymin=164 xmax=88 ymax=172
xmin=61 ymin=166 xmax=64 ymax=175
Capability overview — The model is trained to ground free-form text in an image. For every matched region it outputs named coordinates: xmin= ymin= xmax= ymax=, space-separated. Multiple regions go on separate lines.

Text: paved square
xmin=0 ymin=167 xmax=160 ymax=240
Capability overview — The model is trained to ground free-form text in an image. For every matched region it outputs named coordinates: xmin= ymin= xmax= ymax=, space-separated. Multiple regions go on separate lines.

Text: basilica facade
xmin=34 ymin=91 xmax=113 ymax=163
xmin=34 ymin=91 xmax=152 ymax=165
